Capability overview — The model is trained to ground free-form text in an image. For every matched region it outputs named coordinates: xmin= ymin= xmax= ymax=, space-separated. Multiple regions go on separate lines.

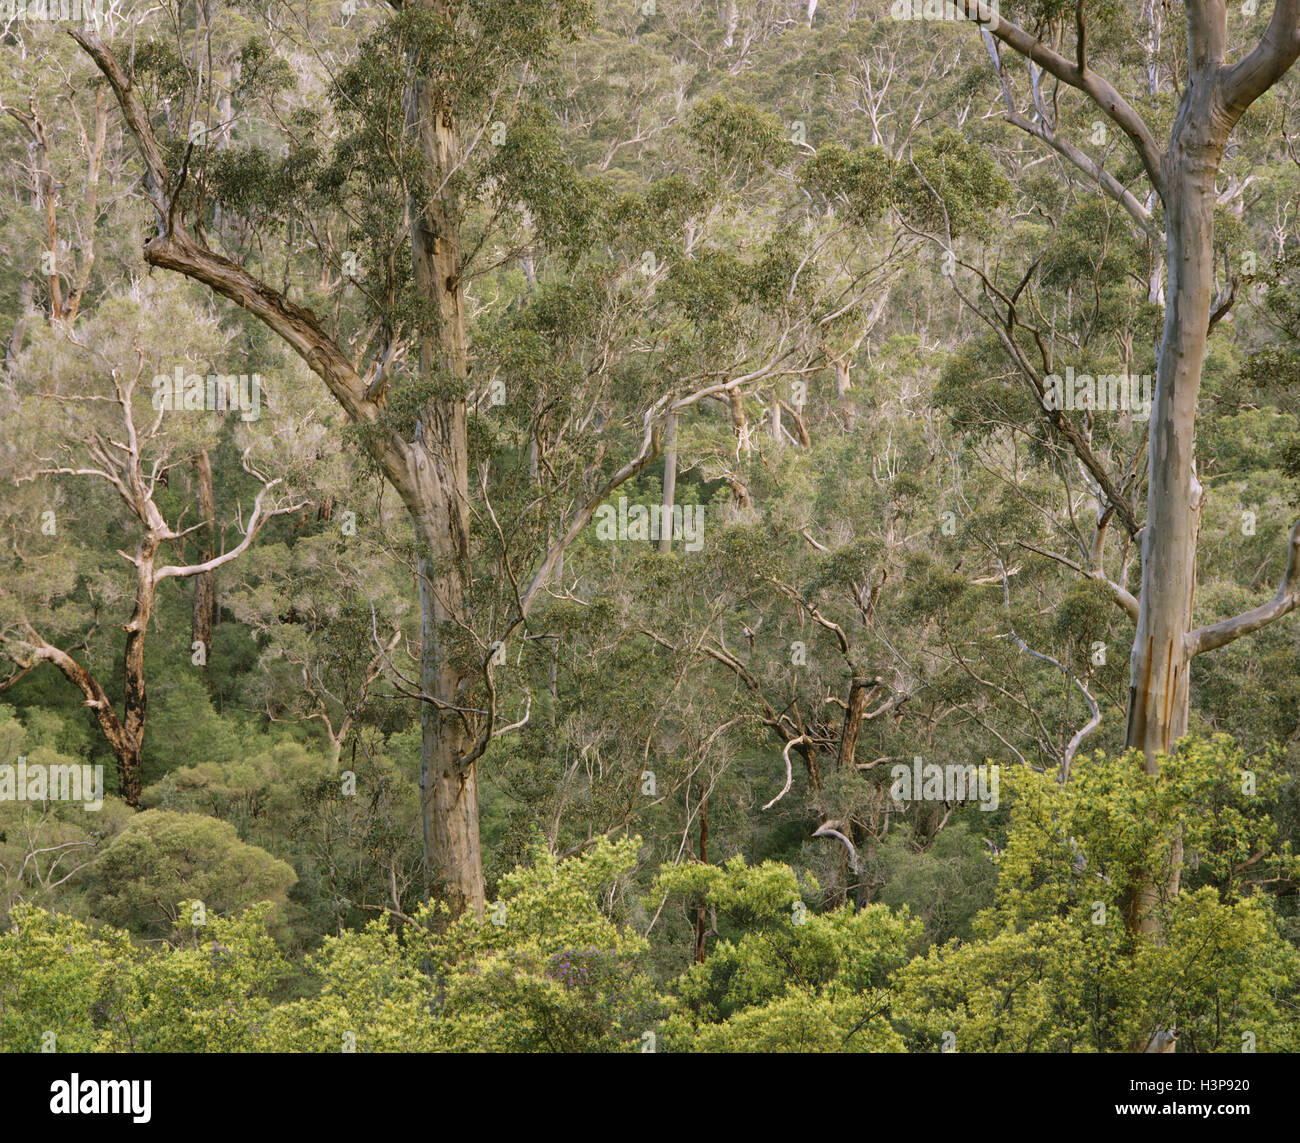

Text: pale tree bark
xmin=297 ymin=628 xmax=403 ymax=770
xmin=72 ymin=11 xmax=814 ymax=915
xmin=70 ymin=26 xmax=485 ymax=904
xmin=659 ymin=412 xmax=678 ymax=554
xmin=833 ymin=356 xmax=854 ymax=426
xmin=963 ymin=2 xmax=1300 ymax=762
xmin=70 ymin=23 xmax=672 ymax=918
xmin=7 ymin=281 xmax=34 ymax=369
xmin=1123 ymin=0 xmax=1300 ymax=762
xmin=3 ymin=90 xmax=105 ymax=324
xmin=959 ymin=3 xmax=1300 ymax=964
xmin=693 ymin=787 xmax=708 ymax=964
xmin=780 ymin=399 xmax=810 ymax=446
xmin=727 ymin=387 xmax=748 ymax=449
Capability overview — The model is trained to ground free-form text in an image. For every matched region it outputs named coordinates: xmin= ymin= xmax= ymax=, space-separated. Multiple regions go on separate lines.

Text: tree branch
xmin=1219 ymin=0 xmax=1300 ymax=119
xmin=1186 ymin=520 xmax=1300 ymax=656
xmin=1015 ymin=540 xmax=1140 ymax=622
xmin=973 ymin=8 xmax=1166 ymax=194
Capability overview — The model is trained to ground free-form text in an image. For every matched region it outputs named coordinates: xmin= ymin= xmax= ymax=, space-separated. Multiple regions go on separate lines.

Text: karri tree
xmin=962 ymin=1 xmax=1300 ymax=757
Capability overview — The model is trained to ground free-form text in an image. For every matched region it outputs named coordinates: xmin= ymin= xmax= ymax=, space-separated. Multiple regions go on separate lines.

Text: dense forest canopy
xmin=2 ymin=0 xmax=1300 ymax=1056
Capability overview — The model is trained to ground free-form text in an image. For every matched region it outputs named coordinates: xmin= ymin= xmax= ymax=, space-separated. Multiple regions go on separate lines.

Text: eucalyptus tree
xmin=957 ymin=2 xmax=1300 ymax=757
xmin=915 ymin=3 xmax=1300 ymax=956
xmin=71 ymin=1 xmax=828 ymax=916
xmin=0 ymin=284 xmax=305 ymax=805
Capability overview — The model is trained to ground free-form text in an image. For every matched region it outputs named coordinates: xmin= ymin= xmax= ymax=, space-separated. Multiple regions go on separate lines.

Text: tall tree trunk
xmin=28 ymin=634 xmax=141 ymax=806
xmin=6 ymin=280 xmax=33 ymax=368
xmin=834 ymin=356 xmax=854 ymax=427
xmin=728 ymin=388 xmax=747 ymax=449
xmin=70 ymin=26 xmax=509 ymax=916
xmin=1124 ymin=135 xmax=1220 ymax=765
xmin=1121 ymin=110 xmax=1222 ymax=953
xmin=418 ymin=556 xmax=482 ymax=918
xmin=408 ymin=1 xmax=485 ymax=917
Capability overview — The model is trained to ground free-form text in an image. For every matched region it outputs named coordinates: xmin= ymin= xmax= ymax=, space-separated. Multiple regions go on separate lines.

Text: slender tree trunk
xmin=547 ymin=550 xmax=561 ymax=753
xmin=30 ymin=635 xmax=139 ymax=805
xmin=728 ymin=388 xmax=747 ymax=448
xmin=118 ymin=538 xmax=160 ymax=806
xmin=418 ymin=558 xmax=482 ymax=917
xmin=834 ymin=356 xmax=854 ymax=427
xmin=192 ymin=449 xmax=215 ymax=672
xmin=723 ymin=0 xmax=738 ymax=48
xmin=781 ymin=400 xmax=811 ymax=446
xmin=1122 ymin=103 xmax=1223 ymax=953
xmin=70 ymin=26 xmax=498 ymax=914
xmin=6 ymin=280 xmax=33 ymax=368
xmin=838 ymin=678 xmax=870 ymax=769
xmin=659 ymin=413 xmax=677 ymax=554
xmin=693 ymin=791 xmax=709 ymax=963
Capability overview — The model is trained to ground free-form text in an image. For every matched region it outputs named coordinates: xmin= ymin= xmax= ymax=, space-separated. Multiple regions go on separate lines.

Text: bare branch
xmin=982 ymin=30 xmax=1157 ymax=239
xmin=973 ymin=7 xmax=1166 ymax=193
xmin=762 ymin=735 xmax=810 ymax=811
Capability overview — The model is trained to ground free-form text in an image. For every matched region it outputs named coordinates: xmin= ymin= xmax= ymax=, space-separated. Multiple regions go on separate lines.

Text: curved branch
xmin=1186 ymin=520 xmax=1300 ymax=656
xmin=812 ymin=822 xmax=859 ymax=872
xmin=154 ymin=480 xmax=304 ymax=582
xmin=762 ymin=735 xmax=810 ymax=811
xmin=1219 ymin=0 xmax=1300 ymax=120
xmin=1015 ymin=540 xmax=1139 ymax=622
xmin=981 ymin=30 xmax=1157 ymax=240
xmin=972 ymin=8 xmax=1166 ymax=194
xmin=997 ymin=559 xmax=1102 ymax=781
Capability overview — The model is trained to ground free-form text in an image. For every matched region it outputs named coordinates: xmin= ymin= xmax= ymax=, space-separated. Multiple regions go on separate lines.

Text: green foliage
xmin=654 ymin=857 xmax=919 ymax=1052
xmin=0 ymin=903 xmax=288 ymax=1052
xmin=892 ymin=128 xmax=1012 ymax=240
xmin=687 ymin=94 xmax=792 ymax=184
xmin=801 ymin=143 xmax=893 ymax=228
xmin=895 ymin=739 xmax=1300 ymax=1052
xmin=5 ymin=0 xmax=1300 ymax=1059
xmin=414 ymin=837 xmax=661 ymax=1052
xmin=86 ymin=810 xmax=297 ymax=940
